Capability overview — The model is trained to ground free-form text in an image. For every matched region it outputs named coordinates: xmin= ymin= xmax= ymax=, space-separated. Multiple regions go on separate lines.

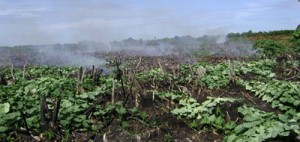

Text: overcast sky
xmin=0 ymin=0 xmax=299 ymax=46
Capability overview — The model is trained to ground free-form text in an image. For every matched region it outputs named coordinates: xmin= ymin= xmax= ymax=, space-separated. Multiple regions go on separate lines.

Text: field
xmin=0 ymin=31 xmax=300 ymax=142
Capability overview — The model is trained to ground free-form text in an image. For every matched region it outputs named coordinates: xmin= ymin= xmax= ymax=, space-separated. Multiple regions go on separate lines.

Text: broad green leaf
xmin=244 ymin=128 xmax=256 ymax=137
xmin=0 ymin=126 xmax=9 ymax=132
xmin=226 ymin=135 xmax=237 ymax=142
xmin=293 ymin=100 xmax=300 ymax=106
xmin=0 ymin=103 xmax=10 ymax=114
xmin=129 ymin=107 xmax=138 ymax=113
xmin=79 ymin=93 xmax=88 ymax=99
xmin=116 ymin=107 xmax=127 ymax=115
xmin=225 ymin=121 xmax=237 ymax=130
xmin=61 ymin=100 xmax=73 ymax=108
xmin=279 ymin=131 xmax=290 ymax=136
xmin=267 ymin=73 xmax=275 ymax=78
xmin=5 ymin=112 xmax=20 ymax=120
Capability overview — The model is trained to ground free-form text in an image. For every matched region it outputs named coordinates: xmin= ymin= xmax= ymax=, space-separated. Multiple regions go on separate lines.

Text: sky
xmin=0 ymin=0 xmax=299 ymax=46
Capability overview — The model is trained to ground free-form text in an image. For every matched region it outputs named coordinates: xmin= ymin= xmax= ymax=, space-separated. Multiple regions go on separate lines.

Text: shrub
xmin=253 ymin=39 xmax=288 ymax=57
xmin=292 ymin=25 xmax=300 ymax=53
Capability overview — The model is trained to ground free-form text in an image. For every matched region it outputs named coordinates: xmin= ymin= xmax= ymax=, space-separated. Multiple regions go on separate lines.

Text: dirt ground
xmin=5 ymin=53 xmax=299 ymax=142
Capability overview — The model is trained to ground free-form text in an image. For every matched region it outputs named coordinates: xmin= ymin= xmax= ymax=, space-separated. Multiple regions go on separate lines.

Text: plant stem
xmin=52 ymin=97 xmax=61 ymax=125
xmin=40 ymin=94 xmax=47 ymax=132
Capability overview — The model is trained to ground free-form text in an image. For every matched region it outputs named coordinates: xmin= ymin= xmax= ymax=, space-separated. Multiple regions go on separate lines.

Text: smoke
xmin=0 ymin=43 xmax=106 ymax=67
xmin=33 ymin=44 xmax=106 ymax=67
xmin=0 ymin=35 xmax=256 ymax=67
xmin=216 ymin=35 xmax=227 ymax=44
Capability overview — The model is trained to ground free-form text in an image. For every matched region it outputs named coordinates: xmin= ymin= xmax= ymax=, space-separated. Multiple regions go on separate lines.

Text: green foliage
xmin=172 ymin=96 xmax=237 ymax=130
xmin=0 ymin=66 xmax=120 ymax=140
xmin=44 ymin=129 xmax=55 ymax=140
xmin=198 ymin=63 xmax=230 ymax=89
xmin=136 ymin=68 xmax=166 ymax=81
xmin=0 ymin=103 xmax=12 ymax=134
xmin=253 ymin=39 xmax=288 ymax=57
xmin=176 ymin=64 xmax=195 ymax=84
xmin=237 ymin=59 xmax=276 ymax=77
xmin=121 ymin=121 xmax=129 ymax=130
xmin=164 ymin=133 xmax=173 ymax=142
xmin=158 ymin=91 xmax=183 ymax=101
xmin=137 ymin=59 xmax=277 ymax=92
xmin=1 ymin=56 xmax=300 ymax=141
xmin=0 ymin=103 xmax=10 ymax=114
xmin=292 ymin=25 xmax=300 ymax=53
xmin=171 ymin=96 xmax=236 ymax=120
xmin=240 ymin=80 xmax=300 ymax=112
xmin=139 ymin=111 xmax=148 ymax=120
xmin=196 ymin=59 xmax=276 ymax=89
xmin=0 ymin=102 xmax=20 ymax=140
xmin=159 ymin=92 xmax=237 ymax=131
xmin=293 ymin=25 xmax=300 ymax=40
xmin=225 ymin=106 xmax=299 ymax=142
xmin=136 ymin=68 xmax=173 ymax=89
xmin=228 ymin=30 xmax=294 ymax=38
xmin=93 ymin=101 xmax=128 ymax=119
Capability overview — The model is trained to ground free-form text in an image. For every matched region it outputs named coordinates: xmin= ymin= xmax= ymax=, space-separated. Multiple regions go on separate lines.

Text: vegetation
xmin=253 ymin=39 xmax=288 ymax=57
xmin=292 ymin=25 xmax=300 ymax=52
xmin=0 ymin=27 xmax=300 ymax=141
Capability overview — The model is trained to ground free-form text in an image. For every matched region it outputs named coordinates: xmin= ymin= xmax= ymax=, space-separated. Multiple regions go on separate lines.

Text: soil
xmin=5 ymin=53 xmax=298 ymax=142
xmin=79 ymin=55 xmax=281 ymax=142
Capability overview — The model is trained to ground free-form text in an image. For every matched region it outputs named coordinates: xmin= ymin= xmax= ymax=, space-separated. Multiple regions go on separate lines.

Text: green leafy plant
xmin=225 ymin=106 xmax=300 ymax=142
xmin=172 ymin=96 xmax=237 ymax=130
xmin=253 ymin=39 xmax=288 ymax=57
xmin=197 ymin=63 xmax=230 ymax=89
xmin=237 ymin=59 xmax=276 ymax=78
xmin=159 ymin=92 xmax=238 ymax=131
xmin=164 ymin=133 xmax=173 ymax=142
xmin=136 ymin=68 xmax=169 ymax=81
xmin=293 ymin=25 xmax=300 ymax=40
xmin=292 ymin=25 xmax=300 ymax=53
xmin=0 ymin=66 xmax=122 ymax=140
xmin=121 ymin=121 xmax=129 ymax=130
xmin=239 ymin=79 xmax=300 ymax=112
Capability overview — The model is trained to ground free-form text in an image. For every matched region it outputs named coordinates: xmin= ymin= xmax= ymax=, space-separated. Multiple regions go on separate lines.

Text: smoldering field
xmin=0 ymin=35 xmax=256 ymax=67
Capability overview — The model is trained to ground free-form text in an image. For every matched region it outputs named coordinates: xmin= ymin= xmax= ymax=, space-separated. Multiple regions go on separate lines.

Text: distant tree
xmin=292 ymin=24 xmax=300 ymax=53
xmin=253 ymin=39 xmax=287 ymax=57
xmin=247 ymin=30 xmax=253 ymax=35
xmin=296 ymin=24 xmax=300 ymax=30
xmin=294 ymin=24 xmax=300 ymax=39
